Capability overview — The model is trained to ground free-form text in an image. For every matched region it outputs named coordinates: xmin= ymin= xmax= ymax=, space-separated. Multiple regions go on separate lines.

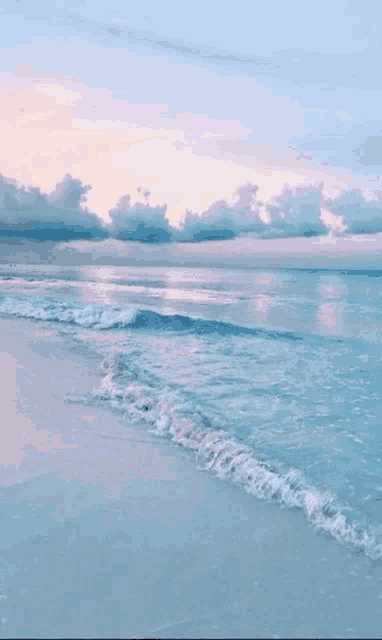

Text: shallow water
xmin=1 ymin=262 xmax=382 ymax=559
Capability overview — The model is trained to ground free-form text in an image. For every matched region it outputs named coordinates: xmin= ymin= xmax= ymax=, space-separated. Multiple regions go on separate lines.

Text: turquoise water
xmin=1 ymin=262 xmax=382 ymax=557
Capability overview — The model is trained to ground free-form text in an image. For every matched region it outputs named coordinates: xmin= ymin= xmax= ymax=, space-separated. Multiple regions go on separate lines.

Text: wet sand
xmin=1 ymin=316 xmax=382 ymax=638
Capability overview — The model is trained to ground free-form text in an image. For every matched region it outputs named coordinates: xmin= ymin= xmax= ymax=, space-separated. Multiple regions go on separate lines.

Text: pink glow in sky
xmin=0 ymin=66 xmax=379 ymax=229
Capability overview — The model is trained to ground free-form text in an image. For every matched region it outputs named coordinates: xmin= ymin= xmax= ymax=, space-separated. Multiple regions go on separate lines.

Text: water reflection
xmin=82 ymin=266 xmax=118 ymax=281
xmin=248 ymin=272 xmax=279 ymax=325
xmin=252 ymin=294 xmax=275 ymax=324
xmin=317 ymin=276 xmax=347 ymax=336
xmin=81 ymin=281 xmax=118 ymax=305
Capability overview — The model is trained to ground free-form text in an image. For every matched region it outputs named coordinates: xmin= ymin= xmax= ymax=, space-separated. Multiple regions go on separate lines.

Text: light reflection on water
xmin=2 ymin=264 xmax=382 ymax=341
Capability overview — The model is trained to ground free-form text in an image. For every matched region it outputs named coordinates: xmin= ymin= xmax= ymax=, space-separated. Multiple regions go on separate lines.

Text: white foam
xmin=0 ymin=296 xmax=137 ymax=329
xmin=66 ymin=346 xmax=382 ymax=561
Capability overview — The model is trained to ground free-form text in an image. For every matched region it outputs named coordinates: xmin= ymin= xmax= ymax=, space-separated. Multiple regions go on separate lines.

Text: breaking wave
xmin=0 ymin=295 xmax=304 ymax=340
xmin=0 ymin=296 xmax=137 ymax=329
xmin=65 ymin=346 xmax=382 ymax=561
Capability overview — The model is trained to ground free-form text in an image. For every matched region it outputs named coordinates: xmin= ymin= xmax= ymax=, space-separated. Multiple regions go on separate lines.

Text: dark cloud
xmin=328 ymin=188 xmax=382 ymax=235
xmin=2 ymin=174 xmax=382 ymax=246
xmin=0 ymin=174 xmax=107 ymax=241
xmin=106 ymin=182 xmax=266 ymax=244
xmin=107 ymin=190 xmax=172 ymax=243
xmin=265 ymin=183 xmax=327 ymax=238
xmin=104 ymin=182 xmax=335 ymax=242
xmin=171 ymin=183 xmax=265 ymax=242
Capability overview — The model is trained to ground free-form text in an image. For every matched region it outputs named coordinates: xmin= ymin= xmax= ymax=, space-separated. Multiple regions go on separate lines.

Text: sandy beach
xmin=0 ymin=316 xmax=382 ymax=638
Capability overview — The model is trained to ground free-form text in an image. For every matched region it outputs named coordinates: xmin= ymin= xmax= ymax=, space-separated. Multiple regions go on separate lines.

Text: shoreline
xmin=1 ymin=316 xmax=382 ymax=638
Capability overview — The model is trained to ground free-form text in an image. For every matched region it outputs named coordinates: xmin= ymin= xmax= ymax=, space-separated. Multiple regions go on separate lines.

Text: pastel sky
xmin=1 ymin=0 xmax=381 ymax=225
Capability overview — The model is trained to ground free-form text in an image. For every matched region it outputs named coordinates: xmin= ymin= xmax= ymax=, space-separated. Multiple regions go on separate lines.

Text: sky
xmin=0 ymin=0 xmax=381 ymax=238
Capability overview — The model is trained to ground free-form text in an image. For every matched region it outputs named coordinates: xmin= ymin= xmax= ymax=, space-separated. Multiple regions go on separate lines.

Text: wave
xmin=0 ymin=269 xmax=85 ymax=283
xmin=129 ymin=310 xmax=304 ymax=340
xmin=0 ymin=295 xmax=304 ymax=340
xmin=65 ymin=346 xmax=382 ymax=561
xmin=2 ymin=290 xmax=379 ymax=557
xmin=0 ymin=296 xmax=137 ymax=330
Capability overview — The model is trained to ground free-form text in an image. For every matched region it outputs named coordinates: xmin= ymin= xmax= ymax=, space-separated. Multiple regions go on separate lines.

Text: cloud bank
xmin=107 ymin=189 xmax=173 ymax=243
xmin=1 ymin=173 xmax=382 ymax=245
xmin=0 ymin=173 xmax=107 ymax=241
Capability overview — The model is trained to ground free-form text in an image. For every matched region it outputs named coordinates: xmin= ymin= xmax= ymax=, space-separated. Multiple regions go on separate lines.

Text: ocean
xmin=2 ymin=257 xmax=382 ymax=564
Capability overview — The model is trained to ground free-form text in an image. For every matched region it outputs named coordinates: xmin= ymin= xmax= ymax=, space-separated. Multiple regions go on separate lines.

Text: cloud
xmin=5 ymin=1 xmax=376 ymax=92
xmin=107 ymin=189 xmax=172 ymax=243
xmin=328 ymin=188 xmax=382 ymax=234
xmin=1 ymin=72 xmax=377 ymax=230
xmin=104 ymin=181 xmax=351 ymax=242
xmin=104 ymin=182 xmax=269 ymax=243
xmin=1 ymin=171 xmax=382 ymax=245
xmin=0 ymin=173 xmax=107 ymax=241
xmin=171 ymin=183 xmax=265 ymax=242
xmin=264 ymin=183 xmax=331 ymax=238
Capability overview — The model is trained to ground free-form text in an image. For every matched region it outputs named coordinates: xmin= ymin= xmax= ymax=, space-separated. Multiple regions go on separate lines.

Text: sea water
xmin=1 ymin=262 xmax=382 ymax=560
